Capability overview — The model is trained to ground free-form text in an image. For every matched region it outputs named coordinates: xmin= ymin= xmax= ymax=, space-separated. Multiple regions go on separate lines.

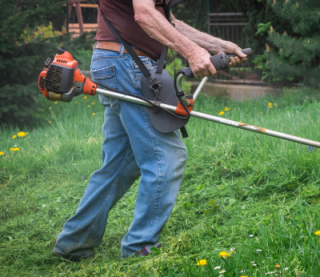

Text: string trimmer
xmin=38 ymin=48 xmax=320 ymax=148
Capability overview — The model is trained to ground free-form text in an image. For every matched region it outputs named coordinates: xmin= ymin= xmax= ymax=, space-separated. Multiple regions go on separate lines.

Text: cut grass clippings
xmin=0 ymin=87 xmax=320 ymax=276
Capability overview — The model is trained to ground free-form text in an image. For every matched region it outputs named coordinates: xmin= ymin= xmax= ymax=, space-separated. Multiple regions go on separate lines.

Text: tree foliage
xmin=0 ymin=0 xmax=94 ymax=128
xmin=260 ymin=0 xmax=320 ymax=86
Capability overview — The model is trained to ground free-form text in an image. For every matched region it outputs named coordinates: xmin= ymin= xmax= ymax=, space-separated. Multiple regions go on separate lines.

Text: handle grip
xmin=211 ymin=48 xmax=252 ymax=70
xmin=177 ymin=67 xmax=194 ymax=78
xmin=176 ymin=48 xmax=252 ymax=79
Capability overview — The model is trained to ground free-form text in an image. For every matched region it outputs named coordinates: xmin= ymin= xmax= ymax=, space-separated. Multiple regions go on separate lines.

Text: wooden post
xmin=75 ymin=1 xmax=84 ymax=34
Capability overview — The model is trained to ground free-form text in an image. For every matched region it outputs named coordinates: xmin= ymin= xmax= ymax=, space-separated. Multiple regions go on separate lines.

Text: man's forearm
xmin=172 ymin=15 xmax=236 ymax=55
xmin=133 ymin=2 xmax=199 ymax=60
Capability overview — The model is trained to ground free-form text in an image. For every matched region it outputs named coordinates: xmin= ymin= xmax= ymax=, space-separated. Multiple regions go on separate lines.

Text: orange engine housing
xmin=38 ymin=51 xmax=97 ymax=101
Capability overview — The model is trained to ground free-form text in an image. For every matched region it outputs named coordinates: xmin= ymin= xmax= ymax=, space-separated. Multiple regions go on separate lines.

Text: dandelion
xmin=268 ymin=102 xmax=273 ymax=108
xmin=92 ymin=102 xmax=95 ymax=105
xmin=75 ymin=102 xmax=77 ymax=104
xmin=54 ymin=101 xmax=58 ymax=104
xmin=92 ymin=113 xmax=96 ymax=116
xmin=230 ymin=248 xmax=234 ymax=254
xmin=10 ymin=147 xmax=19 ymax=151
xmin=219 ymin=251 xmax=230 ymax=258
xmin=240 ymin=276 xmax=248 ymax=277
xmin=275 ymin=265 xmax=280 ymax=269
xmin=0 ymin=151 xmax=4 ymax=156
xmin=17 ymin=131 xmax=26 ymax=137
xmin=314 ymin=230 xmax=320 ymax=235
xmin=225 ymin=107 xmax=230 ymax=111
xmin=219 ymin=111 xmax=224 ymax=115
xmin=196 ymin=259 xmax=207 ymax=266
xmin=48 ymin=121 xmax=52 ymax=123
xmin=88 ymin=105 xmax=91 ymax=107
xmin=12 ymin=135 xmax=17 ymax=139
xmin=84 ymin=96 xmax=87 ymax=99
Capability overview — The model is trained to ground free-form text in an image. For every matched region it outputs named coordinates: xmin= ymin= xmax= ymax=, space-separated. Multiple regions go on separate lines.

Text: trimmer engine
xmin=38 ymin=48 xmax=97 ymax=102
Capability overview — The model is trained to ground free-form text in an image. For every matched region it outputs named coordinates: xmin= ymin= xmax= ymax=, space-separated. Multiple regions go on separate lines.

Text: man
xmin=53 ymin=0 xmax=247 ymax=260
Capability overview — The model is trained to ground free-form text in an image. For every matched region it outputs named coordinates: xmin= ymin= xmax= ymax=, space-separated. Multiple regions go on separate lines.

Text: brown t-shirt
xmin=95 ymin=0 xmax=167 ymax=59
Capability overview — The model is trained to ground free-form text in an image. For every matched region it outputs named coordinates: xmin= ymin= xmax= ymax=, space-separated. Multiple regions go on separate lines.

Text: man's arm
xmin=133 ymin=0 xmax=216 ymax=78
xmin=171 ymin=14 xmax=247 ymax=66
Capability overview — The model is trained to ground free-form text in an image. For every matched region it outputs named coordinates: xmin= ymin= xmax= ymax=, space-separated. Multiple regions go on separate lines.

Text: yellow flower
xmin=17 ymin=131 xmax=26 ymax=137
xmin=84 ymin=96 xmax=87 ymax=99
xmin=315 ymin=230 xmax=320 ymax=236
xmin=88 ymin=105 xmax=91 ymax=107
xmin=274 ymin=103 xmax=278 ymax=107
xmin=42 ymin=109 xmax=45 ymax=112
xmin=91 ymin=102 xmax=95 ymax=105
xmin=10 ymin=147 xmax=19 ymax=151
xmin=275 ymin=265 xmax=280 ymax=269
xmin=225 ymin=106 xmax=230 ymax=111
xmin=240 ymin=276 xmax=248 ymax=277
xmin=196 ymin=259 xmax=207 ymax=266
xmin=12 ymin=135 xmax=17 ymax=139
xmin=75 ymin=101 xmax=77 ymax=104
xmin=92 ymin=113 xmax=96 ymax=116
xmin=219 ymin=111 xmax=224 ymax=115
xmin=0 ymin=151 xmax=4 ymax=156
xmin=48 ymin=121 xmax=52 ymax=123
xmin=54 ymin=101 xmax=58 ymax=104
xmin=230 ymin=249 xmax=234 ymax=254
xmin=268 ymin=102 xmax=273 ymax=108
xmin=219 ymin=251 xmax=230 ymax=258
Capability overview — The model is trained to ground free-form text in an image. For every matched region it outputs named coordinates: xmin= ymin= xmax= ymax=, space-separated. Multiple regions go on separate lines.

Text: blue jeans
xmin=53 ymin=45 xmax=187 ymax=258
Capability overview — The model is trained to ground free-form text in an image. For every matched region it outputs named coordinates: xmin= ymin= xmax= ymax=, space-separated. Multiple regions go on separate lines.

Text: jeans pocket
xmin=91 ymin=65 xmax=118 ymax=107
xmin=91 ymin=65 xmax=118 ymax=90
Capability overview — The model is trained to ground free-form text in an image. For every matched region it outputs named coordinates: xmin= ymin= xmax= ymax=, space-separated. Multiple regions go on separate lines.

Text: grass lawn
xmin=1 ymin=87 xmax=320 ymax=276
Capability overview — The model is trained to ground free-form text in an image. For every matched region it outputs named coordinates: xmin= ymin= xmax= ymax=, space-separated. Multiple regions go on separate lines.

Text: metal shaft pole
xmin=96 ymin=87 xmax=320 ymax=148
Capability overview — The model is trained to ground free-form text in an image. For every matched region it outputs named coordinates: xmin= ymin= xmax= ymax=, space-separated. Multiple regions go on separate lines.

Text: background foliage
xmin=0 ymin=0 xmax=95 ymax=128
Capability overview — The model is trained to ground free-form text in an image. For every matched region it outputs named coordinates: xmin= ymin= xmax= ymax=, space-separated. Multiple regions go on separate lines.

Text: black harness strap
xmin=156 ymin=46 xmax=168 ymax=74
xmin=155 ymin=0 xmax=181 ymax=74
xmin=100 ymin=10 xmax=152 ymax=79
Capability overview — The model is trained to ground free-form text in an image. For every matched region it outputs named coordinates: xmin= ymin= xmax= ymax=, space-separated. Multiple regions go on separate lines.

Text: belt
xmin=95 ymin=41 xmax=154 ymax=60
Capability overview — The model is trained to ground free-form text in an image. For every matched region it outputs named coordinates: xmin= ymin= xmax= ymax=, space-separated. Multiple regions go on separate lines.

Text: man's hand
xmin=222 ymin=41 xmax=247 ymax=67
xmin=186 ymin=46 xmax=216 ymax=78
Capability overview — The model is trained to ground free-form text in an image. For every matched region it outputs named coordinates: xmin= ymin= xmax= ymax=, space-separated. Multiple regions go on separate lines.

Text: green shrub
xmin=0 ymin=0 xmax=95 ymax=128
